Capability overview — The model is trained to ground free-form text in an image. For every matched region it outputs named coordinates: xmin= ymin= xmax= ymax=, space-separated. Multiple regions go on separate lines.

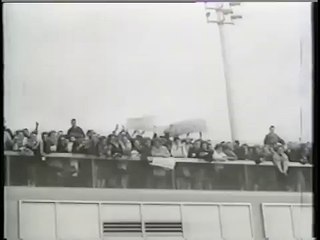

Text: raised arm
xmin=199 ymin=132 xmax=202 ymax=140
xmin=33 ymin=122 xmax=39 ymax=135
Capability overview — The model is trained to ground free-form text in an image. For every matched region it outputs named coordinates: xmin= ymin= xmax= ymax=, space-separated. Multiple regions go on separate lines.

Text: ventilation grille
xmin=145 ymin=222 xmax=183 ymax=235
xmin=103 ymin=222 xmax=142 ymax=234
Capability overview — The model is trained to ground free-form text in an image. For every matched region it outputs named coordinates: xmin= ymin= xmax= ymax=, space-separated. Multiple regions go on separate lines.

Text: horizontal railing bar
xmin=4 ymin=151 xmax=313 ymax=168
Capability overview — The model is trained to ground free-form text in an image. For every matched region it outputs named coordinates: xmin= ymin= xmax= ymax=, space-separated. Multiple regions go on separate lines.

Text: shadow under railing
xmin=4 ymin=151 xmax=312 ymax=192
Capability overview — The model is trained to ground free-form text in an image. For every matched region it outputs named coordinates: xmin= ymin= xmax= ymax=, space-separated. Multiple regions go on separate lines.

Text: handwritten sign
xmin=165 ymin=119 xmax=207 ymax=136
xmin=149 ymin=157 xmax=176 ymax=170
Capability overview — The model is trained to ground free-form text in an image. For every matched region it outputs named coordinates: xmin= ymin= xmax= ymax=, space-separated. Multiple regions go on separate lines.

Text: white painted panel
xmin=20 ymin=202 xmax=56 ymax=240
xmin=182 ymin=205 xmax=222 ymax=240
xmin=292 ymin=205 xmax=313 ymax=238
xmin=220 ymin=205 xmax=252 ymax=239
xmin=263 ymin=205 xmax=294 ymax=239
xmin=101 ymin=204 xmax=141 ymax=222
xmin=105 ymin=237 xmax=144 ymax=240
xmin=56 ymin=203 xmax=99 ymax=239
xmin=146 ymin=237 xmax=185 ymax=240
xmin=143 ymin=205 xmax=181 ymax=222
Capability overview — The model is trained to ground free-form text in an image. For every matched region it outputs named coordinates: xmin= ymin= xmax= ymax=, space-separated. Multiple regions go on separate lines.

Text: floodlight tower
xmin=205 ymin=2 xmax=242 ymax=142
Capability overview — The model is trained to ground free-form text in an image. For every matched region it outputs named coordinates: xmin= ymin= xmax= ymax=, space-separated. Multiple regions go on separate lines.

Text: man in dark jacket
xmin=263 ymin=125 xmax=285 ymax=147
xmin=67 ymin=119 xmax=85 ymax=139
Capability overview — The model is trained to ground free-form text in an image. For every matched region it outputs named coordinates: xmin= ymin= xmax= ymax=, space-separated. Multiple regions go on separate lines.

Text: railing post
xmin=171 ymin=168 xmax=177 ymax=190
xmin=243 ymin=165 xmax=250 ymax=190
xmin=5 ymin=155 xmax=11 ymax=186
xmin=91 ymin=158 xmax=96 ymax=188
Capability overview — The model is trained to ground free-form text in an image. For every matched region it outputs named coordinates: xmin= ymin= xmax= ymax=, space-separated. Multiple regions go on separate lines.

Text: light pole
xmin=205 ymin=2 xmax=242 ymax=142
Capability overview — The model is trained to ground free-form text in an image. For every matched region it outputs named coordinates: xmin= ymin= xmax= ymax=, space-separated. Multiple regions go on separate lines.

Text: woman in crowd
xmin=40 ymin=132 xmax=48 ymax=155
xmin=234 ymin=144 xmax=250 ymax=160
xmin=42 ymin=131 xmax=65 ymax=185
xmin=172 ymin=137 xmax=191 ymax=189
xmin=128 ymin=138 xmax=150 ymax=188
xmin=12 ymin=130 xmax=27 ymax=152
xmin=198 ymin=141 xmax=213 ymax=162
xmin=213 ymin=144 xmax=228 ymax=161
xmin=223 ymin=142 xmax=238 ymax=160
xmin=149 ymin=138 xmax=171 ymax=189
xmin=171 ymin=137 xmax=188 ymax=158
xmin=187 ymin=140 xmax=201 ymax=158
xmin=108 ymin=134 xmax=123 ymax=158
xmin=249 ymin=145 xmax=264 ymax=164
xmin=4 ymin=127 xmax=13 ymax=150
xmin=25 ymin=132 xmax=41 ymax=186
xmin=151 ymin=137 xmax=170 ymax=158
xmin=57 ymin=135 xmax=70 ymax=153
xmin=211 ymin=144 xmax=229 ymax=189
xmin=44 ymin=131 xmax=58 ymax=154
xmin=193 ymin=141 xmax=214 ymax=190
xmin=119 ymin=135 xmax=132 ymax=157
xmin=272 ymin=144 xmax=290 ymax=190
xmin=82 ymin=130 xmax=97 ymax=155
xmin=96 ymin=136 xmax=113 ymax=188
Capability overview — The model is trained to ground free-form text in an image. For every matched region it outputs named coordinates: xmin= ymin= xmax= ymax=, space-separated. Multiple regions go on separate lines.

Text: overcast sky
xmin=4 ymin=2 xmax=312 ymax=144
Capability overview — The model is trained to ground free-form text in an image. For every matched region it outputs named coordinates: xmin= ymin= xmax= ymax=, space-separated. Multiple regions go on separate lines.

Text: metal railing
xmin=4 ymin=151 xmax=312 ymax=191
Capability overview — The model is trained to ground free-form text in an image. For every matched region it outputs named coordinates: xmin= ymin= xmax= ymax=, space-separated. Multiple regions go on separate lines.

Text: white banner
xmin=165 ymin=119 xmax=207 ymax=136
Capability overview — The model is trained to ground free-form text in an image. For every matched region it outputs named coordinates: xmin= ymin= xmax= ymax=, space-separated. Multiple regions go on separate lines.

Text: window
xmin=19 ymin=202 xmax=56 ymax=240
xmin=56 ymin=203 xmax=100 ymax=239
xmin=262 ymin=204 xmax=313 ymax=239
xmin=291 ymin=205 xmax=313 ymax=239
xmin=182 ymin=205 xmax=221 ymax=240
xmin=182 ymin=204 xmax=253 ymax=240
xmin=220 ymin=205 xmax=253 ymax=239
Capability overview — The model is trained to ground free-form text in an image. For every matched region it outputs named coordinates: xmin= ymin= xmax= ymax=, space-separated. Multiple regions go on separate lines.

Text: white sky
xmin=3 ymin=2 xmax=312 ymax=144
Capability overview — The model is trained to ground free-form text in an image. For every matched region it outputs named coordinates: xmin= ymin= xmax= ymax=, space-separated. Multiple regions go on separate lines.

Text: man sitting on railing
xmin=67 ymin=118 xmax=85 ymax=140
xmin=264 ymin=125 xmax=285 ymax=147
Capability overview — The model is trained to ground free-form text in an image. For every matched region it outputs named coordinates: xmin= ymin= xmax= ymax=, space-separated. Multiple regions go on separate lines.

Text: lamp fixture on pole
xmin=204 ymin=2 xmax=242 ymax=142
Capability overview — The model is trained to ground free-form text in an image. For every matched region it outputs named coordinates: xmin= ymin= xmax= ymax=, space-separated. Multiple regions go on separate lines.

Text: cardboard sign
xmin=126 ymin=116 xmax=155 ymax=131
xmin=149 ymin=157 xmax=176 ymax=170
xmin=165 ymin=119 xmax=207 ymax=136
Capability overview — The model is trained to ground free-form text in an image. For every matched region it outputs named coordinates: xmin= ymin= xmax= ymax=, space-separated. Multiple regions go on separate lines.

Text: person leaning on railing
xmin=222 ymin=142 xmax=238 ymax=160
xmin=4 ymin=127 xmax=13 ymax=151
xmin=171 ymin=137 xmax=188 ymax=158
xmin=149 ymin=138 xmax=171 ymax=188
xmin=57 ymin=135 xmax=70 ymax=153
xmin=272 ymin=144 xmax=290 ymax=190
xmin=195 ymin=141 xmax=214 ymax=190
xmin=24 ymin=131 xmax=42 ymax=186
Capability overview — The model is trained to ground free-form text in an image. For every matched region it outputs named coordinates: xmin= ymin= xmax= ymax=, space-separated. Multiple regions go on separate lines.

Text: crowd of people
xmin=4 ymin=119 xmax=312 ymax=189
